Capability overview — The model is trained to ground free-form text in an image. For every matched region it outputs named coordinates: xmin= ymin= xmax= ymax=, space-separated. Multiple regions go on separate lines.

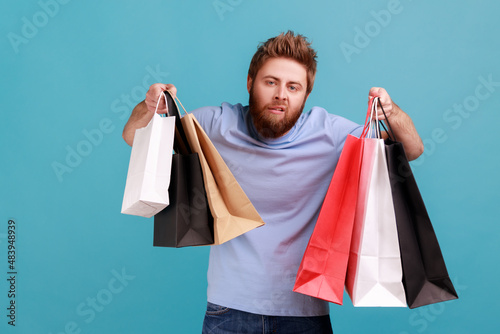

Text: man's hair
xmin=248 ymin=31 xmax=318 ymax=95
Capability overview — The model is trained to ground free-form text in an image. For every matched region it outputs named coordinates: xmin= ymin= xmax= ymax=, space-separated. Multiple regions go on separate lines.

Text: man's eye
xmin=267 ymin=81 xmax=275 ymax=86
xmin=289 ymin=86 xmax=297 ymax=91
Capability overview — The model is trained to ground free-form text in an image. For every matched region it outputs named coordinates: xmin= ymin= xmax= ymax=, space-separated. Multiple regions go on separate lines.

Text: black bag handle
xmin=375 ymin=98 xmax=398 ymax=142
xmin=163 ymin=90 xmax=191 ymax=155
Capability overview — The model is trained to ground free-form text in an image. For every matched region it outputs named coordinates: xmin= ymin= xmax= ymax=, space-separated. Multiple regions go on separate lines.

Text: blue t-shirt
xmin=191 ymin=102 xmax=363 ymax=316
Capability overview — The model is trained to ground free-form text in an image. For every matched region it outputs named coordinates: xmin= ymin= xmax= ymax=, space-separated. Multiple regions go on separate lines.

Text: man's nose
xmin=274 ymin=85 xmax=287 ymax=101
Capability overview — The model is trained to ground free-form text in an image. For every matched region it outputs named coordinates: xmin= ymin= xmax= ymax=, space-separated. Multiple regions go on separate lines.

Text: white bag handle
xmin=367 ymin=97 xmax=382 ymax=139
xmin=154 ymin=91 xmax=169 ymax=117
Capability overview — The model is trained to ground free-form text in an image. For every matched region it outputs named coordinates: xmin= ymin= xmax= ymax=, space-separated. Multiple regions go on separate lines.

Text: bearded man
xmin=123 ymin=31 xmax=423 ymax=334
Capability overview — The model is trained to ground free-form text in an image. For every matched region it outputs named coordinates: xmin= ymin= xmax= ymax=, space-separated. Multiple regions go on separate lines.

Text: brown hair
xmin=248 ymin=31 xmax=318 ymax=95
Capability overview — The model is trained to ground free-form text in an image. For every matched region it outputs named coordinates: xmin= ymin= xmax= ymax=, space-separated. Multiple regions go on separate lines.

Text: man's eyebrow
xmin=262 ymin=75 xmax=304 ymax=86
xmin=262 ymin=75 xmax=279 ymax=81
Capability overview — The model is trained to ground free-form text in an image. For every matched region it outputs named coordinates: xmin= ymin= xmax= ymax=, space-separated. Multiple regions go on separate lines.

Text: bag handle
xmin=374 ymin=98 xmax=398 ymax=142
xmin=361 ymin=97 xmax=383 ymax=139
xmin=360 ymin=99 xmax=373 ymax=139
xmin=367 ymin=97 xmax=382 ymax=139
xmin=154 ymin=92 xmax=168 ymax=115
xmin=162 ymin=90 xmax=192 ymax=155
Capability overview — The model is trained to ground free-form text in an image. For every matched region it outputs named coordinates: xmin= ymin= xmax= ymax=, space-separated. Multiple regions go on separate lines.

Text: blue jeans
xmin=202 ymin=302 xmax=334 ymax=334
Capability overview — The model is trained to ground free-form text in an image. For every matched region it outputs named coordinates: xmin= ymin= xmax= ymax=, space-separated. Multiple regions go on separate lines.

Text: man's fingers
xmin=164 ymin=84 xmax=177 ymax=98
xmin=145 ymin=83 xmax=178 ymax=113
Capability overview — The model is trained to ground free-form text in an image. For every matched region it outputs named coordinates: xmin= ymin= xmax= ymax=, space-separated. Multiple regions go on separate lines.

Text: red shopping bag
xmin=293 ymin=112 xmax=370 ymax=304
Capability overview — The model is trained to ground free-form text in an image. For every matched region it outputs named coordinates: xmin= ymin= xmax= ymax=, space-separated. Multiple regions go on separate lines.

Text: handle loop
xmin=154 ymin=91 xmax=168 ymax=116
xmin=375 ymin=98 xmax=398 ymax=142
xmin=367 ymin=97 xmax=382 ymax=139
xmin=164 ymin=90 xmax=189 ymax=117
xmin=360 ymin=99 xmax=372 ymax=139
xmin=162 ymin=90 xmax=192 ymax=154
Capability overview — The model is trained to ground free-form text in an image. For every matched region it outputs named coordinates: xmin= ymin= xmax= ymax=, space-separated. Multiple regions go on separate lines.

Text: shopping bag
xmin=380 ymin=99 xmax=458 ymax=308
xmin=346 ymin=98 xmax=406 ymax=307
xmin=153 ymin=91 xmax=214 ymax=247
xmin=121 ymin=93 xmax=175 ymax=218
xmin=179 ymin=100 xmax=265 ymax=245
xmin=293 ymin=111 xmax=371 ymax=305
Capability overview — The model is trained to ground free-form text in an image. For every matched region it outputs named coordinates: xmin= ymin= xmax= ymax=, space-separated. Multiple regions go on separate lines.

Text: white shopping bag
xmin=121 ymin=94 xmax=175 ymax=218
xmin=346 ymin=98 xmax=406 ymax=307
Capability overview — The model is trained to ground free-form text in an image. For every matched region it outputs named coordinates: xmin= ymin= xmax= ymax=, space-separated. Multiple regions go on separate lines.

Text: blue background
xmin=1 ymin=0 xmax=498 ymax=333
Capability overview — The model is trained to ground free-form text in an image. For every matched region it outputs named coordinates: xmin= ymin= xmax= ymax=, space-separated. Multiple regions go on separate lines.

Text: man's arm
xmin=122 ymin=83 xmax=177 ymax=146
xmin=369 ymin=87 xmax=424 ymax=161
xmin=122 ymin=101 xmax=152 ymax=146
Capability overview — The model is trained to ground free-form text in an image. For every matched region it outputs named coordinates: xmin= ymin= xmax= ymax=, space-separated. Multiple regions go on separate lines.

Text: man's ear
xmin=247 ymin=75 xmax=252 ymax=93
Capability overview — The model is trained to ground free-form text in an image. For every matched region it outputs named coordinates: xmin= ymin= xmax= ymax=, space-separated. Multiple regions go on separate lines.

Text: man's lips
xmin=267 ymin=105 xmax=287 ymax=114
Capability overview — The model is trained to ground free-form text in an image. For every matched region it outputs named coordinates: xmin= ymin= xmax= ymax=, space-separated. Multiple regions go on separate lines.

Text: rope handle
xmin=361 ymin=97 xmax=382 ymax=139
xmin=361 ymin=96 xmax=398 ymax=141
xmin=154 ymin=91 xmax=168 ymax=116
xmin=161 ymin=90 xmax=188 ymax=117
xmin=374 ymin=98 xmax=397 ymax=142
xmin=162 ymin=90 xmax=192 ymax=154
xmin=367 ymin=97 xmax=382 ymax=139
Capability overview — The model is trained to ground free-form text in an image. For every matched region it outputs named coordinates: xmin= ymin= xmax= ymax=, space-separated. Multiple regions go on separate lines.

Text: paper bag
xmin=181 ymin=113 xmax=265 ymax=245
xmin=121 ymin=95 xmax=175 ymax=218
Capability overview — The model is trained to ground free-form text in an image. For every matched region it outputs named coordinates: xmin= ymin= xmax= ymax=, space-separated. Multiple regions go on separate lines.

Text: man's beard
xmin=248 ymin=86 xmax=306 ymax=139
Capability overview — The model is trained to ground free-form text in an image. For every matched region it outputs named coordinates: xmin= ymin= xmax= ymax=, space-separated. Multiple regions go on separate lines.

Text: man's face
xmin=247 ymin=57 xmax=309 ymax=138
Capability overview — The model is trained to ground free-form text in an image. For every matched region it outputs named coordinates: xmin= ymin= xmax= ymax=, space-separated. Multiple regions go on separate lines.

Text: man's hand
xmin=368 ymin=87 xmax=398 ymax=120
xmin=122 ymin=83 xmax=177 ymax=146
xmin=368 ymin=86 xmax=424 ymax=161
xmin=145 ymin=83 xmax=178 ymax=114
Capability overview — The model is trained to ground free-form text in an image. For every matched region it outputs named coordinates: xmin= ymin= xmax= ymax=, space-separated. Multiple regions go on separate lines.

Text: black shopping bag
xmin=378 ymin=99 xmax=458 ymax=308
xmin=153 ymin=91 xmax=214 ymax=247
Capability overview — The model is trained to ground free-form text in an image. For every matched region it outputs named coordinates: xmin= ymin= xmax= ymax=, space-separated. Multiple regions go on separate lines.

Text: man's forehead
xmin=257 ymin=57 xmax=307 ymax=82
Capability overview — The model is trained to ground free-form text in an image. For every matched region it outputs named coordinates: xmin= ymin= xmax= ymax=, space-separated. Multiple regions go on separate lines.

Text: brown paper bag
xmin=180 ymin=113 xmax=265 ymax=245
